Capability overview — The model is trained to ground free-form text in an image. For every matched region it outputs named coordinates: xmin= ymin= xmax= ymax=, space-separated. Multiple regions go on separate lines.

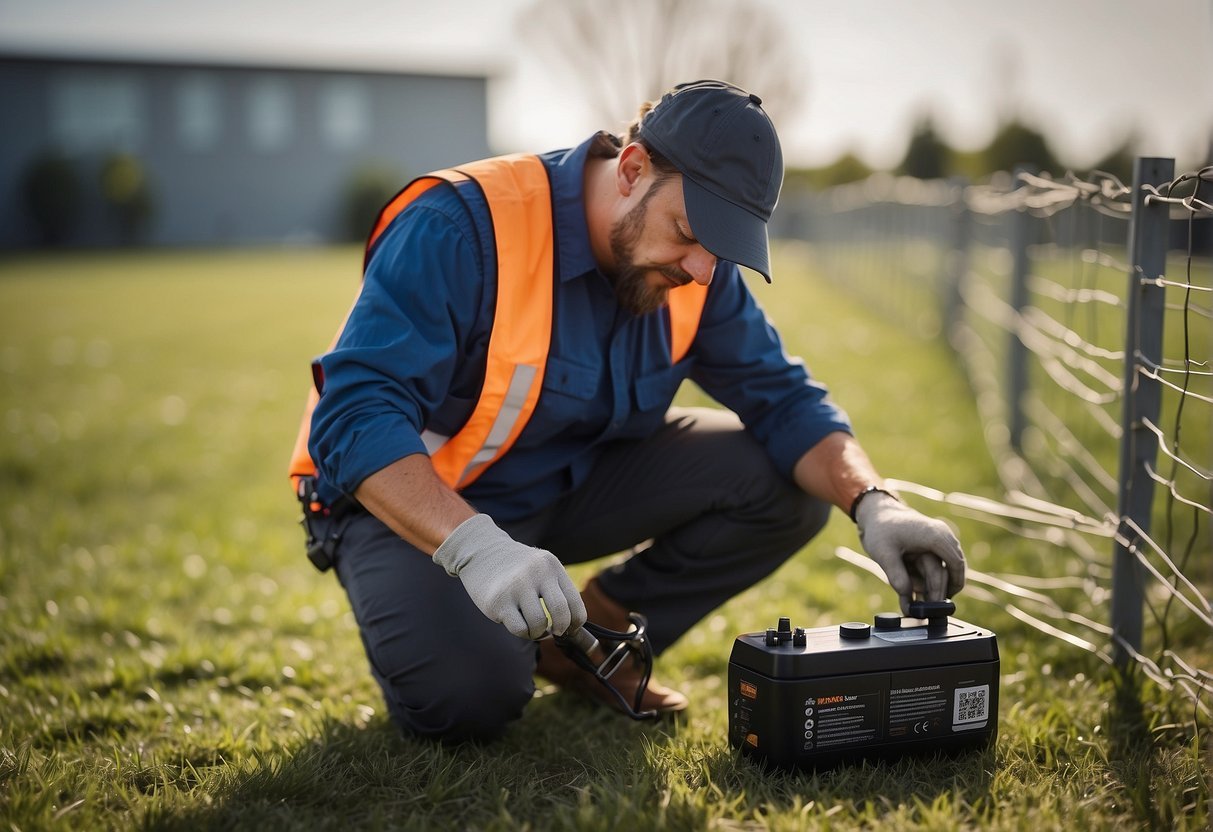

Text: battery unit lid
xmin=729 ymin=617 xmax=998 ymax=679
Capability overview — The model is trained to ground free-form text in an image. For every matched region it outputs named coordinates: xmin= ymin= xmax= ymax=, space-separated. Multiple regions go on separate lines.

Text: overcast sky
xmin=2 ymin=0 xmax=1211 ymax=169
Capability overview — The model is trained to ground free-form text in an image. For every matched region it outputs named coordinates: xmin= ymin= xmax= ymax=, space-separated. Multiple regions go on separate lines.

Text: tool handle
xmin=563 ymin=626 xmax=600 ymax=657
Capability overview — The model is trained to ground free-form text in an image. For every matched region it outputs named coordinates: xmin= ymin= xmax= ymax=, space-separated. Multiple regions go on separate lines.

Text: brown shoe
xmin=536 ymin=578 xmax=688 ymax=716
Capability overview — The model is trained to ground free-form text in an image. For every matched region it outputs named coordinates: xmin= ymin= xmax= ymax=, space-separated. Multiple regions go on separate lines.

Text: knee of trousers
xmin=686 ymin=417 xmax=832 ymax=544
xmin=776 ymin=485 xmax=834 ymax=551
xmin=722 ymin=481 xmax=833 ymax=578
xmin=379 ymin=642 xmax=537 ymax=743
xmin=672 ymin=437 xmax=836 ymax=573
xmin=722 ymin=446 xmax=835 ymax=555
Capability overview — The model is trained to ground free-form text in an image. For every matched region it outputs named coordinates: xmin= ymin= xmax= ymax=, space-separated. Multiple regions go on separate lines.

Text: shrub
xmin=343 ymin=163 xmax=403 ymax=243
xmin=100 ymin=152 xmax=155 ymax=245
xmin=21 ymin=151 xmax=82 ymax=246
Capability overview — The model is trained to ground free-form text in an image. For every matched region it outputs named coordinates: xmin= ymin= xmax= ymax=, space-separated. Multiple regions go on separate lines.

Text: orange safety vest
xmin=289 ymin=153 xmax=710 ymax=493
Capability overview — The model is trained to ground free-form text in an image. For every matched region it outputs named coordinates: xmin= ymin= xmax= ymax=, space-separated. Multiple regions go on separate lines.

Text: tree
xmin=785 ymin=152 xmax=873 ymax=191
xmin=897 ymin=116 xmax=952 ymax=180
xmin=980 ymin=119 xmax=1059 ymax=177
xmin=1082 ymin=133 xmax=1137 ymax=186
xmin=517 ymin=0 xmax=805 ymax=130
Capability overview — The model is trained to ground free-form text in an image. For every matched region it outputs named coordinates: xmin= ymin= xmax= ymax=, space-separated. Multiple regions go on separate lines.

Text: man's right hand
xmin=432 ymin=513 xmax=587 ymax=640
xmin=855 ymin=492 xmax=965 ymax=614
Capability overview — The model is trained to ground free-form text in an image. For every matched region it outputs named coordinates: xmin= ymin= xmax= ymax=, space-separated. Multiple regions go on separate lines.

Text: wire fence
xmin=785 ymin=162 xmax=1212 ymax=722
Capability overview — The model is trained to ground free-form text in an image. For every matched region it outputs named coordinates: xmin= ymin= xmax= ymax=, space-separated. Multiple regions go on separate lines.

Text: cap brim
xmin=682 ymin=176 xmax=773 ymax=283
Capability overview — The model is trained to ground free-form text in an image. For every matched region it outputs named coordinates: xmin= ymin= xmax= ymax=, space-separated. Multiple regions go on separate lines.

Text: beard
xmin=607 ymin=183 xmax=694 ymax=316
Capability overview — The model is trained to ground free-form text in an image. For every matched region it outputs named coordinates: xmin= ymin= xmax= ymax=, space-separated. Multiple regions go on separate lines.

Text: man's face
xmin=607 ymin=174 xmax=718 ymax=315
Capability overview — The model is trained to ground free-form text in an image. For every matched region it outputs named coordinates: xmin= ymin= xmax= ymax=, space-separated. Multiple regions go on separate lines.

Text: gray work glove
xmin=855 ymin=492 xmax=966 ymax=615
xmin=433 ymin=513 xmax=587 ymax=640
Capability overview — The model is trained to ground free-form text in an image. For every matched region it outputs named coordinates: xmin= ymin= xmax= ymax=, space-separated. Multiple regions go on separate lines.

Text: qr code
xmin=953 ymin=684 xmax=989 ymax=725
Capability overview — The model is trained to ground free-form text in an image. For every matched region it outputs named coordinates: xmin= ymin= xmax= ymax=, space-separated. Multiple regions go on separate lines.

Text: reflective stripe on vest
xmin=288 ymin=153 xmax=710 ymax=493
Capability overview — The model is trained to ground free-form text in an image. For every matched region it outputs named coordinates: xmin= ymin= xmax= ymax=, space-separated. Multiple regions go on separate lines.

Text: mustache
xmin=656 ymin=265 xmax=694 ymax=286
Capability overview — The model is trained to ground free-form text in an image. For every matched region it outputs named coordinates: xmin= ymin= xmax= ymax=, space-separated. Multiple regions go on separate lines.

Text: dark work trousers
xmin=330 ymin=407 xmax=833 ymax=741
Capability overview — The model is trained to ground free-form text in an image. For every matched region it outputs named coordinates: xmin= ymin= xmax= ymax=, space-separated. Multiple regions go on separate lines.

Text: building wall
xmin=0 ymin=56 xmax=492 ymax=248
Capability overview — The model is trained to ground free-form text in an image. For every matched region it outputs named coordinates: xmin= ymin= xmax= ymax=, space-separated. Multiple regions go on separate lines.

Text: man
xmin=291 ymin=80 xmax=965 ymax=742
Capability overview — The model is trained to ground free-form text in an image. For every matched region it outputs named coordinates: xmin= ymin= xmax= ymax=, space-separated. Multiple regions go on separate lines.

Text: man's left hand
xmin=855 ymin=493 xmax=965 ymax=615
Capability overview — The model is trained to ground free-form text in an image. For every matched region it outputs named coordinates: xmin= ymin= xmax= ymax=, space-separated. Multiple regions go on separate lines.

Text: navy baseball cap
xmin=637 ymin=79 xmax=784 ymax=282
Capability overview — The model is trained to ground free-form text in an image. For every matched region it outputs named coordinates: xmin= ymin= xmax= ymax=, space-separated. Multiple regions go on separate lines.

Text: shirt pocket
xmin=542 ymin=355 xmax=600 ymax=401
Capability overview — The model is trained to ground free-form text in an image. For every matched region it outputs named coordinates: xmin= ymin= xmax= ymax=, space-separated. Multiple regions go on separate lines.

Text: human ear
xmin=616 ymin=143 xmax=650 ymax=196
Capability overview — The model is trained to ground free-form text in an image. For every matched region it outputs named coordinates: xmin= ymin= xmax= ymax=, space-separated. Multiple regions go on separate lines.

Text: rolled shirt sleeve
xmin=308 ymin=191 xmax=487 ymax=497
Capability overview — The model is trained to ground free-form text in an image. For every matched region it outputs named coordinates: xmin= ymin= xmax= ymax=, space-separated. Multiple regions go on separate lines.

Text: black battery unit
xmin=728 ymin=601 xmax=998 ymax=770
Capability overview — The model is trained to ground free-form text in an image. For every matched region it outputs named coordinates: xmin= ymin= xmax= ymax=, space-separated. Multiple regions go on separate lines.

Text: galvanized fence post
xmin=1007 ymin=177 xmax=1032 ymax=453
xmin=944 ymin=178 xmax=971 ymax=340
xmin=1111 ymin=156 xmax=1175 ymax=667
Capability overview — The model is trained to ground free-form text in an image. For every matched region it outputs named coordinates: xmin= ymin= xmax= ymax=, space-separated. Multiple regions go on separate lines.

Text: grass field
xmin=1 ymin=245 xmax=1209 ymax=830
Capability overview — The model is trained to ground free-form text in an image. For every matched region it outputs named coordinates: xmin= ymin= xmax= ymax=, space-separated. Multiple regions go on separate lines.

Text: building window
xmin=246 ymin=76 xmax=293 ymax=152
xmin=319 ymin=77 xmax=371 ymax=150
xmin=177 ymin=73 xmax=222 ymax=152
xmin=50 ymin=71 xmax=145 ymax=153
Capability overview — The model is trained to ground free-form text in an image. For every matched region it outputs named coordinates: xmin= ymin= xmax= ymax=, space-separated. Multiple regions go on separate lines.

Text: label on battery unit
xmin=797 ymin=675 xmax=884 ymax=751
xmin=887 ymin=680 xmax=947 ymax=739
xmin=888 ymin=666 xmax=991 ymax=739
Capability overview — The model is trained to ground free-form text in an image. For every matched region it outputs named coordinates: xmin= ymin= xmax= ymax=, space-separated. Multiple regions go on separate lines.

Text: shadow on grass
xmin=1105 ymin=668 xmax=1176 ymax=829
xmin=142 ymin=692 xmax=685 ymax=831
xmin=688 ymin=739 xmax=999 ymax=821
xmin=143 ymin=687 xmax=1000 ymax=830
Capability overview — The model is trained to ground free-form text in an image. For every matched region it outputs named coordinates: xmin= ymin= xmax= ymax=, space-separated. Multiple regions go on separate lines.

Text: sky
xmin=1 ymin=0 xmax=1211 ymax=170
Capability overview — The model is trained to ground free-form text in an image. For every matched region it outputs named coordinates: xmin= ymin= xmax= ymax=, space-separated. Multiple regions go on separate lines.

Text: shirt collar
xmin=541 ymin=133 xmax=605 ymax=282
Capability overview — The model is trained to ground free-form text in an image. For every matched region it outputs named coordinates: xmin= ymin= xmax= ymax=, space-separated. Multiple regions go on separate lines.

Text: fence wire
xmin=791 ymin=164 xmax=1212 ymax=724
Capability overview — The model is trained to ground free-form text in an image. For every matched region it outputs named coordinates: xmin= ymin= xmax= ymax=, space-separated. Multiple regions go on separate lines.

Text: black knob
xmin=764 ymin=628 xmax=779 ymax=646
xmin=839 ymin=622 xmax=871 ymax=640
xmin=907 ymin=600 xmax=956 ymax=619
xmin=908 ymin=599 xmax=954 ymax=634
xmin=777 ymin=616 xmax=792 ymax=635
xmin=875 ymin=612 xmax=902 ymax=630
xmin=793 ymin=627 xmax=806 ymax=646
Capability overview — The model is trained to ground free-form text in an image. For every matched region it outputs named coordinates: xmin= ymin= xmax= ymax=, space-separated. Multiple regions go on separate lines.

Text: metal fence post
xmin=1111 ymin=156 xmax=1175 ymax=668
xmin=1007 ymin=176 xmax=1032 ymax=453
xmin=944 ymin=177 xmax=971 ymax=340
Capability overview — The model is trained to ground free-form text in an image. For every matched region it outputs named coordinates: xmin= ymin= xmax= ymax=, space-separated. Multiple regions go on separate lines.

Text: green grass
xmin=1 ymin=245 xmax=1209 ymax=830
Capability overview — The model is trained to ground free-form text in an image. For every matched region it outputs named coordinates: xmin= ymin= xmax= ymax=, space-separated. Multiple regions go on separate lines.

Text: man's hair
xmin=588 ymin=100 xmax=681 ymax=182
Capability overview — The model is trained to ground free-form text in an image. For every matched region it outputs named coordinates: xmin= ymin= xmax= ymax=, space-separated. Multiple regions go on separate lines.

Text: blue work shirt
xmin=309 ymin=134 xmax=852 ymax=523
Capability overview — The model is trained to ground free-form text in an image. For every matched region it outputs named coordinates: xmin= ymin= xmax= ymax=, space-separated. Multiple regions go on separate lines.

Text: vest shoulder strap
xmin=426 ymin=155 xmax=556 ymax=490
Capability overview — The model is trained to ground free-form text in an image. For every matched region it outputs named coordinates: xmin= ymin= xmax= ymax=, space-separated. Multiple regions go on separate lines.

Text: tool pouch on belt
xmin=296 ymin=475 xmax=355 ymax=572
